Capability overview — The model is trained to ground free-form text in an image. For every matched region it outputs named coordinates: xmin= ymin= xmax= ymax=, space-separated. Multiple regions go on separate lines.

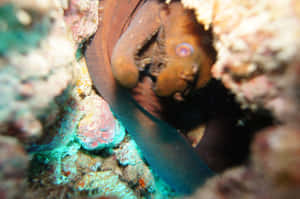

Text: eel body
xmin=85 ymin=0 xmax=213 ymax=194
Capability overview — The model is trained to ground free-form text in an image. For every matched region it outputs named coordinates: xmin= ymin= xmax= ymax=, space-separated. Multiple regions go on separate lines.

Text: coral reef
xmin=0 ymin=4 xmax=49 ymax=55
xmin=0 ymin=0 xmax=75 ymax=142
xmin=30 ymin=135 xmax=174 ymax=199
xmin=74 ymin=58 xmax=93 ymax=97
xmin=0 ymin=1 xmax=175 ymax=198
xmin=186 ymin=126 xmax=300 ymax=199
xmin=76 ymin=95 xmax=125 ymax=151
xmin=115 ymin=139 xmax=156 ymax=192
xmin=181 ymin=0 xmax=300 ymax=198
xmin=253 ymin=126 xmax=300 ymax=190
xmin=0 ymin=0 xmax=299 ymax=198
xmin=75 ymin=171 xmax=137 ymax=199
xmin=114 ymin=139 xmax=143 ymax=166
xmin=183 ymin=0 xmax=300 ymax=123
xmin=63 ymin=0 xmax=99 ymax=45
xmin=0 ymin=136 xmax=29 ymax=199
xmin=0 ymin=0 xmax=76 ymax=198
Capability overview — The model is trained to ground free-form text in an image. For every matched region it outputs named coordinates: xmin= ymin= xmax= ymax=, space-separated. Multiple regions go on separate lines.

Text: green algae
xmin=0 ymin=3 xmax=50 ymax=55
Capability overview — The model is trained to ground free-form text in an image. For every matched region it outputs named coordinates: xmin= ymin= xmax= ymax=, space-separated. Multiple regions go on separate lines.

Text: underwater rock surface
xmin=63 ymin=0 xmax=99 ymax=45
xmin=183 ymin=0 xmax=300 ymax=123
xmin=0 ymin=0 xmax=74 ymax=142
xmin=0 ymin=0 xmax=299 ymax=198
xmin=0 ymin=136 xmax=29 ymax=199
xmin=76 ymin=95 xmax=125 ymax=151
xmin=181 ymin=0 xmax=300 ymax=198
xmin=0 ymin=0 xmax=175 ymax=198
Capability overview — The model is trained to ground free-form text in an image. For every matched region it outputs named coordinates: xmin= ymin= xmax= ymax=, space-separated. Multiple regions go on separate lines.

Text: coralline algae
xmin=0 ymin=0 xmax=78 ymax=198
xmin=76 ymin=95 xmax=125 ymax=150
xmin=76 ymin=171 xmax=137 ymax=199
xmin=182 ymin=0 xmax=300 ymax=198
xmin=114 ymin=139 xmax=143 ymax=166
xmin=2 ymin=0 xmax=298 ymax=198
xmin=63 ymin=0 xmax=99 ymax=45
xmin=115 ymin=139 xmax=156 ymax=193
xmin=183 ymin=0 xmax=300 ymax=121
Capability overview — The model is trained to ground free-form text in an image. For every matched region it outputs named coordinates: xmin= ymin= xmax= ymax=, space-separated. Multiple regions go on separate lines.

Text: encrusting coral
xmin=182 ymin=0 xmax=300 ymax=123
xmin=0 ymin=0 xmax=75 ymax=142
xmin=76 ymin=95 xmax=125 ymax=151
xmin=0 ymin=1 xmax=76 ymax=198
xmin=181 ymin=0 xmax=300 ymax=198
xmin=0 ymin=0 xmax=299 ymax=198
xmin=63 ymin=0 xmax=99 ymax=45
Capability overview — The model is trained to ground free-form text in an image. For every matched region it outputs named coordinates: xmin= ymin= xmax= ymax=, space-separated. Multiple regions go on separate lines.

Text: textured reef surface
xmin=182 ymin=0 xmax=300 ymax=198
xmin=0 ymin=0 xmax=174 ymax=198
xmin=0 ymin=0 xmax=299 ymax=199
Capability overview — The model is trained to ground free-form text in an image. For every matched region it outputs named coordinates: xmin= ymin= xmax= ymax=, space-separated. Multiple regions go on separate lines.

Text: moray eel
xmin=111 ymin=0 xmax=213 ymax=99
xmin=85 ymin=0 xmax=213 ymax=194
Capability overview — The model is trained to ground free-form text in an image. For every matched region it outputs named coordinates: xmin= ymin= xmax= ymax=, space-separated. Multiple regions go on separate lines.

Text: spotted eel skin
xmin=85 ymin=0 xmax=214 ymax=194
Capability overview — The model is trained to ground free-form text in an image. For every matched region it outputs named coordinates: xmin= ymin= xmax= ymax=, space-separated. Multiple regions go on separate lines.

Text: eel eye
xmin=175 ymin=43 xmax=194 ymax=57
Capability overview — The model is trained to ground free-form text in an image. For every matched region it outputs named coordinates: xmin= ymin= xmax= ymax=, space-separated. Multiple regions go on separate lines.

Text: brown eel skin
xmin=111 ymin=1 xmax=213 ymax=99
xmin=85 ymin=0 xmax=213 ymax=195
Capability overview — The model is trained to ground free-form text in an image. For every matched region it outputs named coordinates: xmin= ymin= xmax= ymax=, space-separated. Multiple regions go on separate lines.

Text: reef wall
xmin=0 ymin=0 xmax=299 ymax=198
xmin=182 ymin=0 xmax=300 ymax=198
xmin=0 ymin=0 xmax=173 ymax=198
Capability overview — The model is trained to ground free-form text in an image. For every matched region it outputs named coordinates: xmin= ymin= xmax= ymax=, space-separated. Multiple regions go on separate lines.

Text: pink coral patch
xmin=77 ymin=95 xmax=118 ymax=150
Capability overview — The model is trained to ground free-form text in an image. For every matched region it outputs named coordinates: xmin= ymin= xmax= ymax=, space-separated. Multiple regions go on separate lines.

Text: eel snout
xmin=111 ymin=0 xmax=162 ymax=88
xmin=111 ymin=54 xmax=139 ymax=88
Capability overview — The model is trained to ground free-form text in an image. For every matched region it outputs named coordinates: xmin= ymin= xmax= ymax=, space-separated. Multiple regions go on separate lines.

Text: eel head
xmin=111 ymin=1 xmax=214 ymax=101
